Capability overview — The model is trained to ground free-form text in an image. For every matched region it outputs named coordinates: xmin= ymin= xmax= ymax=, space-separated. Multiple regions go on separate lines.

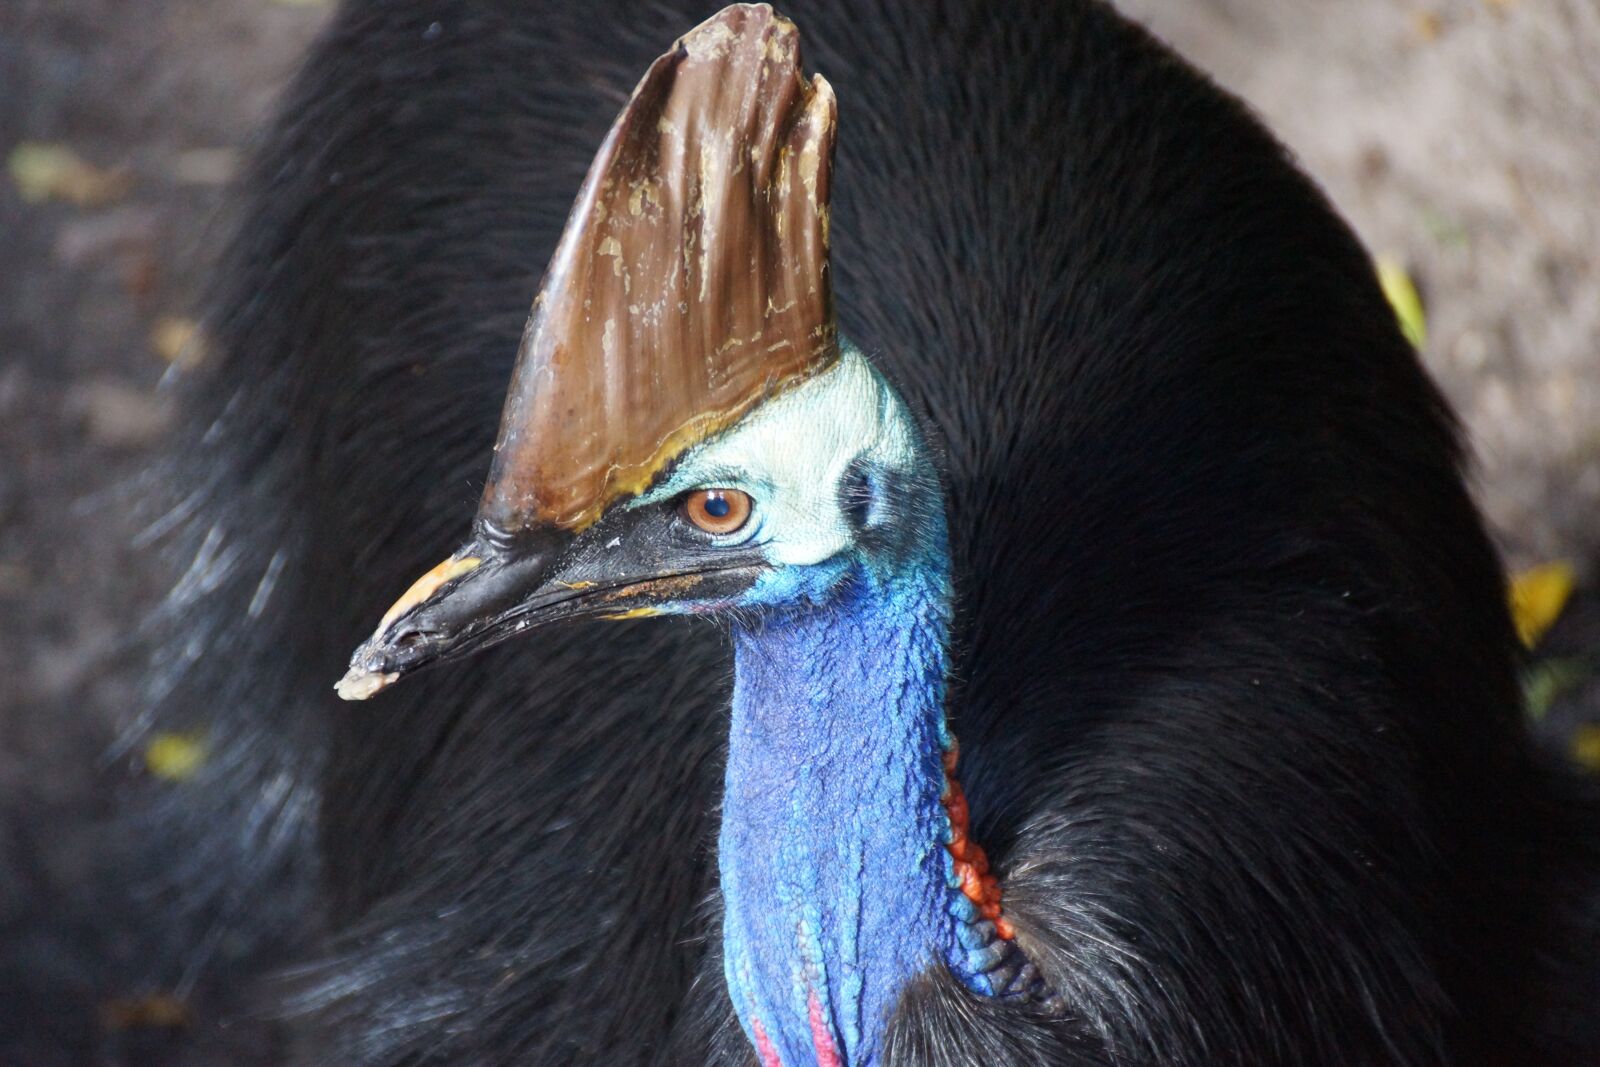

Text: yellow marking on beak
xmin=592 ymin=572 xmax=709 ymax=619
xmin=378 ymin=555 xmax=482 ymax=632
xmin=558 ymin=579 xmax=597 ymax=590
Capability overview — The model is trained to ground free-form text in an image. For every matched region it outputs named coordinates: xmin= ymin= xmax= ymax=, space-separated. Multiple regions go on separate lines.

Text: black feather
xmin=120 ymin=0 xmax=1600 ymax=1063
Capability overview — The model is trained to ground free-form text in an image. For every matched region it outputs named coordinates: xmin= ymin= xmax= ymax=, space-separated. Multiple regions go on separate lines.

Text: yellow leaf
xmin=1522 ymin=656 xmax=1593 ymax=721
xmin=144 ymin=731 xmax=206 ymax=782
xmin=1376 ymin=256 xmax=1427 ymax=349
xmin=1573 ymin=726 xmax=1600 ymax=773
xmin=8 ymin=142 xmax=130 ymax=206
xmin=149 ymin=315 xmax=208 ymax=369
xmin=1508 ymin=561 xmax=1576 ymax=649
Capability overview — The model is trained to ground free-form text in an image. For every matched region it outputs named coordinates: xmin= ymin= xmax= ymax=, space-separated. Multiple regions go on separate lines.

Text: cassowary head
xmin=336 ymin=3 xmax=935 ymax=692
xmin=336 ymin=341 xmax=936 ymax=682
xmin=337 ymin=7 xmax=1047 ymax=1064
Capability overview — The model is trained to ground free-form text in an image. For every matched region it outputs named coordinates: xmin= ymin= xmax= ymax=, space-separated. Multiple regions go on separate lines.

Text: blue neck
xmin=720 ymin=547 xmax=995 ymax=1065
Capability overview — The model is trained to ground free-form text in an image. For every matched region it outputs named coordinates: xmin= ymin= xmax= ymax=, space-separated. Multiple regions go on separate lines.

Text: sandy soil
xmin=1 ymin=0 xmax=1595 ymax=1061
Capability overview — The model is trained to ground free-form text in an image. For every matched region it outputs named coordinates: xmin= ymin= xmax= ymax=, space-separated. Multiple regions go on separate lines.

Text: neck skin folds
xmin=719 ymin=517 xmax=998 ymax=1065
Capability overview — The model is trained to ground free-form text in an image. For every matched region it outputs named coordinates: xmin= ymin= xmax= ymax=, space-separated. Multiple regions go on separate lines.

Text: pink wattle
xmin=808 ymin=990 xmax=843 ymax=1067
xmin=751 ymin=1016 xmax=783 ymax=1067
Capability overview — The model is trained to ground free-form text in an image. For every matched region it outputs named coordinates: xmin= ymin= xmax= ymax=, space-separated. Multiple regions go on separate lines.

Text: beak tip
xmin=334 ymin=664 xmax=399 ymax=702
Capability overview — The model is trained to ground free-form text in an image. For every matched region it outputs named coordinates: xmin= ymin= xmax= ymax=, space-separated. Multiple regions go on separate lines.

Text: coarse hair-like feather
xmin=61 ymin=0 xmax=1600 ymax=1063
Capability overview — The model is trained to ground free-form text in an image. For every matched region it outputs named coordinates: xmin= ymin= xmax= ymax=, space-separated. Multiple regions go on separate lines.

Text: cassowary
xmin=134 ymin=1 xmax=1599 ymax=1064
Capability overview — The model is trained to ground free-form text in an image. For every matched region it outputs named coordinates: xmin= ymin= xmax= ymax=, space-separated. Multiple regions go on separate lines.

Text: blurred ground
xmin=0 ymin=0 xmax=1596 ymax=1062
xmin=1120 ymin=0 xmax=1600 ymax=567
xmin=1 ymin=2 xmax=330 ymax=1061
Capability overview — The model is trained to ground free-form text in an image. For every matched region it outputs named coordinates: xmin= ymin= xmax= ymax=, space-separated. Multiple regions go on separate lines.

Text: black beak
xmin=334 ymin=520 xmax=761 ymax=701
xmin=335 ymin=526 xmax=562 ymax=700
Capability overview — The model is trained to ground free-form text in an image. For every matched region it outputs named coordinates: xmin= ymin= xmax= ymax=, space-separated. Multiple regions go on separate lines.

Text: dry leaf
xmin=1573 ymin=725 xmax=1600 ymax=773
xmin=71 ymin=379 xmax=172 ymax=448
xmin=150 ymin=315 xmax=207 ymax=369
xmin=1509 ymin=561 xmax=1576 ymax=649
xmin=1521 ymin=656 xmax=1594 ymax=721
xmin=1411 ymin=10 xmax=1444 ymax=42
xmin=100 ymin=994 xmax=191 ymax=1031
xmin=53 ymin=206 xmax=158 ymax=265
xmin=170 ymin=147 xmax=240 ymax=186
xmin=123 ymin=254 xmax=160 ymax=299
xmin=1376 ymin=256 xmax=1427 ymax=349
xmin=8 ymin=142 xmax=131 ymax=206
xmin=144 ymin=731 xmax=206 ymax=782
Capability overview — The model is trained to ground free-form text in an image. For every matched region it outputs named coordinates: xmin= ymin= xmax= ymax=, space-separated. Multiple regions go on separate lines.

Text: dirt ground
xmin=1 ymin=0 xmax=1596 ymax=1062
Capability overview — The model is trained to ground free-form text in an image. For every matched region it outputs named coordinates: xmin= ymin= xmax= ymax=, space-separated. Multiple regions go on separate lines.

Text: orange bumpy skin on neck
xmin=942 ymin=742 xmax=1016 ymax=942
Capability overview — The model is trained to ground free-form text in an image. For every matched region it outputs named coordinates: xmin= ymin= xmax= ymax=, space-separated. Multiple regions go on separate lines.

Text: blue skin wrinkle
xmin=719 ymin=527 xmax=978 ymax=1066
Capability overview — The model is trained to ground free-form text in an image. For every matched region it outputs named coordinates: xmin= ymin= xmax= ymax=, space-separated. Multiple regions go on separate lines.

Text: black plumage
xmin=129 ymin=0 xmax=1600 ymax=1063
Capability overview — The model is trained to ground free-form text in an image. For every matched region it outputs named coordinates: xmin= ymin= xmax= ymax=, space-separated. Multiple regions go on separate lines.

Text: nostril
xmin=375 ymin=625 xmax=440 ymax=672
xmin=394 ymin=628 xmax=430 ymax=650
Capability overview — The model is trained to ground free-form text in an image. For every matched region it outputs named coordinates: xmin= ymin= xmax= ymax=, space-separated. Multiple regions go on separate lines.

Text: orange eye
xmin=682 ymin=488 xmax=752 ymax=536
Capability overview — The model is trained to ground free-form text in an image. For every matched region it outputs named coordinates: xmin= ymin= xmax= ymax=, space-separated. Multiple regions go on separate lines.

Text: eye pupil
xmin=683 ymin=488 xmax=751 ymax=535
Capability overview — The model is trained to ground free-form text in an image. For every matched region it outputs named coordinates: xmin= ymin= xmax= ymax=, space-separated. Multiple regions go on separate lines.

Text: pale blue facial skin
xmin=629 ymin=344 xmax=1003 ymax=1064
xmin=633 ymin=343 xmax=924 ymax=607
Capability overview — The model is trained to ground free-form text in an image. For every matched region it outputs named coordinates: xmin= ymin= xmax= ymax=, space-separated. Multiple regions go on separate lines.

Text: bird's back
xmin=133 ymin=1 xmax=1600 ymax=1063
